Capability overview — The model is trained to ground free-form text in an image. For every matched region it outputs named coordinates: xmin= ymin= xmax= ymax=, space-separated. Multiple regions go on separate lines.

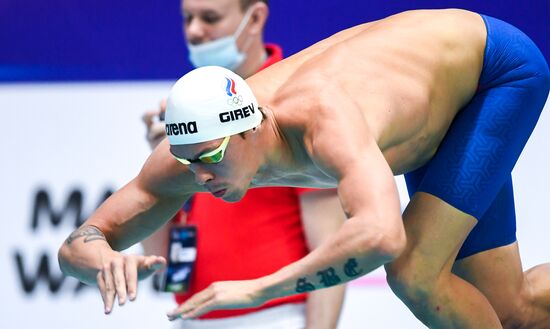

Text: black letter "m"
xmin=31 ymin=188 xmax=112 ymax=230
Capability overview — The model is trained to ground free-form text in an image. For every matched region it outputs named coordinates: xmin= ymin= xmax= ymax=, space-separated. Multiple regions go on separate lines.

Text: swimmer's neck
xmin=252 ymin=106 xmax=313 ymax=186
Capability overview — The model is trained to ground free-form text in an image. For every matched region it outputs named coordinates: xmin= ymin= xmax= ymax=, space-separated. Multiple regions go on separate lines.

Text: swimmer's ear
xmin=248 ymin=125 xmax=260 ymax=137
xmin=238 ymin=126 xmax=258 ymax=140
xmin=258 ymin=106 xmax=267 ymax=120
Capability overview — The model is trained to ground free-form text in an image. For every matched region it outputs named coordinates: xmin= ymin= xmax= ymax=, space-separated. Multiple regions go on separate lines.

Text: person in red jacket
xmin=140 ymin=1 xmax=347 ymax=328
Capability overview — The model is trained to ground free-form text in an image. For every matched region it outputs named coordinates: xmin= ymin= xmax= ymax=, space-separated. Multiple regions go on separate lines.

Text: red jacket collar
xmin=260 ymin=43 xmax=283 ymax=71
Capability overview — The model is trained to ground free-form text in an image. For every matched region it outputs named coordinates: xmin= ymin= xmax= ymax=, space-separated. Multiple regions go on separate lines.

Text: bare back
xmin=249 ymin=9 xmax=487 ymax=180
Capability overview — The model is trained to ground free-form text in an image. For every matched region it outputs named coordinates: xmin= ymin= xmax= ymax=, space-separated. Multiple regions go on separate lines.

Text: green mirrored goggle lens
xmin=172 ymin=136 xmax=230 ymax=165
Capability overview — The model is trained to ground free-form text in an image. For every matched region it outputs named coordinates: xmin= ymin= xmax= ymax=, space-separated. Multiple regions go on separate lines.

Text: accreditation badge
xmin=155 ymin=225 xmax=197 ymax=293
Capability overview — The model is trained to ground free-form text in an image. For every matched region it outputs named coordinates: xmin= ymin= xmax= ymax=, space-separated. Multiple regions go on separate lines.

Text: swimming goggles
xmin=171 ymin=136 xmax=230 ymax=165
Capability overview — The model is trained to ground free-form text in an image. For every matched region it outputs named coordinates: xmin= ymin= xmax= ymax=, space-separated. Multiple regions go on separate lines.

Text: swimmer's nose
xmin=189 ymin=164 xmax=214 ymax=185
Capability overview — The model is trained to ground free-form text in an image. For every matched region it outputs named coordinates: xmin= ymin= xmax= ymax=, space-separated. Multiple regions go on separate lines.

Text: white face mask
xmin=187 ymin=8 xmax=253 ymax=71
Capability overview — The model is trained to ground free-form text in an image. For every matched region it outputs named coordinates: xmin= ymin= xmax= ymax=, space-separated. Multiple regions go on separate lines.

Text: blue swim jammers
xmin=404 ymin=14 xmax=550 ymax=259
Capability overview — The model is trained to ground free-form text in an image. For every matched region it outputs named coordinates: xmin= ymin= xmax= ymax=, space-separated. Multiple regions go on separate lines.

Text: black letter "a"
xmin=187 ymin=121 xmax=198 ymax=133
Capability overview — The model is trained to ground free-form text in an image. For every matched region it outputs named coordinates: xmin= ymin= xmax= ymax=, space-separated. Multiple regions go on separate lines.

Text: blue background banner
xmin=1 ymin=0 xmax=548 ymax=81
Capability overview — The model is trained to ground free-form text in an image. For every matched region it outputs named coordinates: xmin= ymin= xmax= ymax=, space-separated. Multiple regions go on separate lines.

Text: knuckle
xmin=105 ymin=283 xmax=114 ymax=293
xmin=125 ymin=255 xmax=136 ymax=265
xmin=111 ymin=257 xmax=123 ymax=267
xmin=114 ymin=276 xmax=123 ymax=286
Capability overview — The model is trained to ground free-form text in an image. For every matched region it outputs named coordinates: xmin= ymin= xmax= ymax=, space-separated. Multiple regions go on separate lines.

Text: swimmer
xmin=59 ymin=9 xmax=550 ymax=328
xmin=141 ymin=1 xmax=347 ymax=328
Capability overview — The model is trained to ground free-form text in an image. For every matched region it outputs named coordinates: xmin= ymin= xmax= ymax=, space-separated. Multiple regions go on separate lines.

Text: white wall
xmin=1 ymin=82 xmax=548 ymax=329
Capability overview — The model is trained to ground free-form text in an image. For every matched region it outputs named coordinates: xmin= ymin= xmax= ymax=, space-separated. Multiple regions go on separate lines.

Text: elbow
xmin=353 ymin=215 xmax=406 ymax=263
xmin=373 ymin=223 xmax=406 ymax=262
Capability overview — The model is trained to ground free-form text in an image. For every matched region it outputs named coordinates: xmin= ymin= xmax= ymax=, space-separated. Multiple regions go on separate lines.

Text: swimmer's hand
xmin=97 ymin=253 xmax=166 ymax=314
xmin=166 ymin=279 xmax=267 ymax=320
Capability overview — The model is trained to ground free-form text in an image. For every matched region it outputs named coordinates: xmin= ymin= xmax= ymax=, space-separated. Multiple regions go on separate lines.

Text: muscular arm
xmin=141 ymin=211 xmax=187 ymax=257
xmin=141 ymin=220 xmax=171 ymax=257
xmin=299 ymin=190 xmax=347 ymax=329
xmin=258 ymin=96 xmax=405 ymax=300
xmin=141 ymin=104 xmax=178 ymax=258
xmin=170 ymin=97 xmax=406 ymax=319
xmin=58 ymin=139 xmax=198 ymax=284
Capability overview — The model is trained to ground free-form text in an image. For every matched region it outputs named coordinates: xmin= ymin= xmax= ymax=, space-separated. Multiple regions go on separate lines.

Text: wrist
xmin=256 ymin=269 xmax=294 ymax=302
xmin=253 ymin=277 xmax=267 ymax=305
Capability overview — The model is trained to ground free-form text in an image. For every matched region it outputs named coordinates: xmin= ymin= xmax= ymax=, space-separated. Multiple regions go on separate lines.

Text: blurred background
xmin=1 ymin=1 xmax=548 ymax=328
xmin=0 ymin=0 xmax=548 ymax=81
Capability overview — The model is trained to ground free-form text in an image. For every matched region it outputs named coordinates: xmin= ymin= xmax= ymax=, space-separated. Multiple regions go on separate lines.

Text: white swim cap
xmin=165 ymin=66 xmax=261 ymax=145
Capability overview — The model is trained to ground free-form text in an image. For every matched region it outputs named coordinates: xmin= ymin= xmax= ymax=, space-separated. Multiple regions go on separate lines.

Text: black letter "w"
xmin=14 ymin=251 xmax=65 ymax=294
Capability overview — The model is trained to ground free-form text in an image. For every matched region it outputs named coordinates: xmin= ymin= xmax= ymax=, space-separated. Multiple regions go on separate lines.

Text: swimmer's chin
xmin=220 ymin=190 xmax=246 ymax=203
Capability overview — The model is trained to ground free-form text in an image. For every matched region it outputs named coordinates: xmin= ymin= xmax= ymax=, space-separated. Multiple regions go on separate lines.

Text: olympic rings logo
xmin=227 ymin=94 xmax=244 ymax=107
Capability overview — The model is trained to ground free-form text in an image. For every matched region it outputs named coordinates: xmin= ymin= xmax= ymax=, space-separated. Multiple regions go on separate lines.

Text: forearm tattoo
xmin=343 ymin=258 xmax=363 ymax=277
xmin=66 ymin=225 xmax=107 ymax=245
xmin=295 ymin=278 xmax=316 ymax=293
xmin=294 ymin=258 xmax=364 ymax=293
xmin=317 ymin=267 xmax=342 ymax=287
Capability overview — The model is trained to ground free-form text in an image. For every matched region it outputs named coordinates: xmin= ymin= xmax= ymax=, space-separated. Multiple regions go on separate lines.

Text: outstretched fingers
xmin=125 ymin=256 xmax=138 ymax=301
xmin=164 ymin=280 xmax=265 ymax=321
xmin=167 ymin=288 xmax=215 ymax=321
xmin=95 ymin=255 xmax=166 ymax=315
xmin=112 ymin=258 xmax=128 ymax=306
xmin=137 ymin=255 xmax=166 ymax=280
xmin=96 ymin=270 xmax=110 ymax=314
xmin=97 ymin=262 xmax=118 ymax=314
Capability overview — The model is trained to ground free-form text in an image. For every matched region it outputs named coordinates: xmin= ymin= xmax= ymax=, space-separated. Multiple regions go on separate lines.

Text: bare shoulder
xmin=248 ymin=22 xmax=374 ymax=92
xmin=303 ymin=93 xmax=400 ymax=218
xmin=379 ymin=8 xmax=483 ymax=28
xmin=371 ymin=9 xmax=486 ymax=43
xmin=137 ymin=138 xmax=203 ymax=197
xmin=302 ymin=88 xmax=376 ymax=177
